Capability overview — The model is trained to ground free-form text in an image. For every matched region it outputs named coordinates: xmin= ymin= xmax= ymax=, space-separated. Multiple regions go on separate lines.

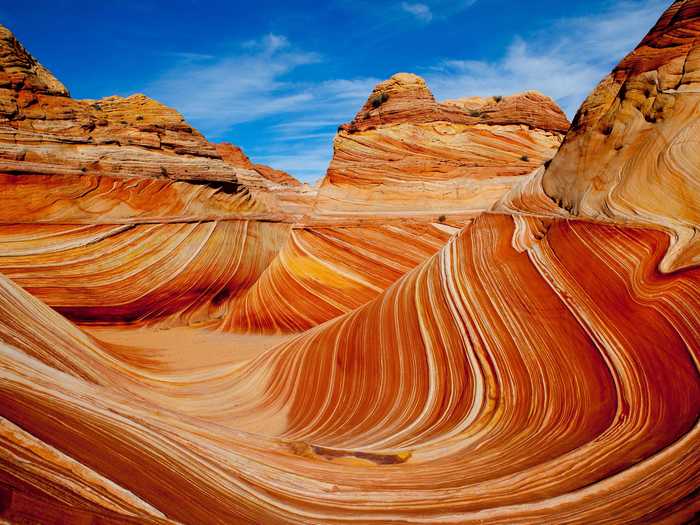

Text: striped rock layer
xmin=0 ymin=2 xmax=700 ymax=524
xmin=0 ymin=213 xmax=698 ymax=524
xmin=313 ymin=73 xmax=569 ymax=219
xmin=538 ymin=0 xmax=700 ymax=272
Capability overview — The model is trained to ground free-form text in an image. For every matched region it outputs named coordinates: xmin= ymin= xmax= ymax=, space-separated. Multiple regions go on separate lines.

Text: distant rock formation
xmin=313 ymin=72 xmax=569 ymax=219
xmin=216 ymin=142 xmax=302 ymax=187
xmin=0 ymin=23 xmax=318 ymax=223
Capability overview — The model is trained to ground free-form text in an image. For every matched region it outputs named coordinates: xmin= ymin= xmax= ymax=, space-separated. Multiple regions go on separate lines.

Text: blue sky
xmin=2 ymin=0 xmax=669 ymax=182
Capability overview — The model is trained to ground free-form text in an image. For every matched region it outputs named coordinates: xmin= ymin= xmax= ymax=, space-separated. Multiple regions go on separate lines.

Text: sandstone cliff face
xmin=0 ymin=23 xmax=298 ymax=223
xmin=537 ymin=0 xmax=700 ymax=272
xmin=313 ymin=73 xmax=569 ymax=219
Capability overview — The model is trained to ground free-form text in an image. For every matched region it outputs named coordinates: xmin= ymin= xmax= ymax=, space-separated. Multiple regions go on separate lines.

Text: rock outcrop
xmin=313 ymin=73 xmax=569 ymax=219
xmin=507 ymin=0 xmax=700 ymax=272
xmin=0 ymin=23 xmax=316 ymax=223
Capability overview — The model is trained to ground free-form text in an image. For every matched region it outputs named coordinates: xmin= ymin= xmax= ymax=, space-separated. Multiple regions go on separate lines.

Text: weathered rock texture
xmin=0 ymin=23 xmax=321 ymax=222
xmin=221 ymin=220 xmax=462 ymax=333
xmin=313 ymin=73 xmax=569 ymax=219
xmin=1 ymin=3 xmax=700 ymax=525
xmin=0 ymin=221 xmax=291 ymax=325
xmin=502 ymin=0 xmax=700 ymax=272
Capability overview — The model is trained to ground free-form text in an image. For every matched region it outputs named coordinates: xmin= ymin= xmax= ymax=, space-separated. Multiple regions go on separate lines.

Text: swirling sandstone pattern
xmin=0 ymin=221 xmax=290 ymax=325
xmin=538 ymin=0 xmax=700 ymax=272
xmin=221 ymin=220 xmax=461 ymax=333
xmin=1 ymin=2 xmax=700 ymax=524
xmin=0 ymin=214 xmax=698 ymax=523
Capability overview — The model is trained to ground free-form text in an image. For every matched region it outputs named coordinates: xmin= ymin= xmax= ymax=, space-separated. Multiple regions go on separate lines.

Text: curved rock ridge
xmin=0 ymin=214 xmax=698 ymax=524
xmin=313 ymin=73 xmax=569 ymax=219
xmin=0 ymin=216 xmax=459 ymax=331
xmin=529 ymin=0 xmax=700 ymax=272
xmin=0 ymin=221 xmax=290 ymax=325
xmin=221 ymin=220 xmax=462 ymax=333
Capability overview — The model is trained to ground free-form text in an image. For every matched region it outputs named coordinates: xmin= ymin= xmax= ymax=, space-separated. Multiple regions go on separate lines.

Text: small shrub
xmin=493 ymin=95 xmax=503 ymax=103
xmin=438 ymin=214 xmax=447 ymax=223
xmin=136 ymin=115 xmax=144 ymax=121
xmin=468 ymin=109 xmax=482 ymax=118
xmin=520 ymin=155 xmax=530 ymax=162
xmin=370 ymin=92 xmax=389 ymax=108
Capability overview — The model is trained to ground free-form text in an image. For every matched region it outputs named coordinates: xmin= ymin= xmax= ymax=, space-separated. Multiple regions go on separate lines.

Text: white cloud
xmin=144 ymin=0 xmax=669 ymax=182
xmin=243 ymin=33 xmax=290 ymax=53
xmin=146 ymin=34 xmax=320 ymax=135
xmin=401 ymin=2 xmax=433 ymax=22
xmin=399 ymin=0 xmax=479 ymax=22
xmin=425 ymin=0 xmax=668 ymax=117
xmin=146 ymin=33 xmax=379 ymax=182
xmin=252 ymin=77 xmax=379 ymax=180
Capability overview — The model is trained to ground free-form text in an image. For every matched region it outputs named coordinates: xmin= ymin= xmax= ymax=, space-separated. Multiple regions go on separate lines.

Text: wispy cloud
xmin=147 ymin=35 xmax=378 ymax=181
xmin=401 ymin=2 xmax=433 ymax=22
xmin=146 ymin=33 xmax=321 ymax=135
xmin=250 ymin=77 xmax=379 ymax=182
xmin=144 ymin=0 xmax=668 ymax=182
xmin=425 ymin=0 xmax=668 ymax=116
xmin=399 ymin=0 xmax=479 ymax=22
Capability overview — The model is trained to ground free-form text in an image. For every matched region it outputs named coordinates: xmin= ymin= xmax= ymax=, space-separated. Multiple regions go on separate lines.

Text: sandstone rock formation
xmin=313 ymin=73 xmax=569 ymax=219
xmin=0 ymin=221 xmax=291 ymax=325
xmin=221 ymin=220 xmax=460 ymax=332
xmin=0 ymin=23 xmax=317 ymax=223
xmin=499 ymin=0 xmax=700 ymax=272
xmin=1 ymin=2 xmax=700 ymax=524
xmin=216 ymin=142 xmax=303 ymax=187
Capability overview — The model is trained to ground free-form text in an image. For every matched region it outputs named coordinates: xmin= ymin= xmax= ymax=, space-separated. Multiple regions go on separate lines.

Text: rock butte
xmin=313 ymin=72 xmax=569 ymax=220
xmin=0 ymin=1 xmax=699 ymax=524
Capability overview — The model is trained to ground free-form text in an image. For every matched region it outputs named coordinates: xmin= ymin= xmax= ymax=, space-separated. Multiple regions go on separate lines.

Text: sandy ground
xmin=84 ymin=325 xmax=292 ymax=373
